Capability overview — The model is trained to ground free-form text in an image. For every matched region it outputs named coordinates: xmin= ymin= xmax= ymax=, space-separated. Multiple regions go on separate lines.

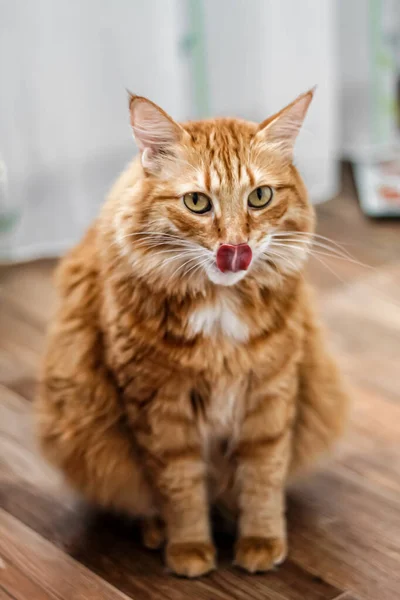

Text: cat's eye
xmin=183 ymin=192 xmax=212 ymax=214
xmin=248 ymin=186 xmax=274 ymax=209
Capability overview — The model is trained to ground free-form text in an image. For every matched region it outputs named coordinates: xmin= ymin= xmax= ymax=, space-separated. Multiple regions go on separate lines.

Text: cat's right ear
xmin=255 ymin=88 xmax=315 ymax=160
xmin=128 ymin=93 xmax=187 ymax=171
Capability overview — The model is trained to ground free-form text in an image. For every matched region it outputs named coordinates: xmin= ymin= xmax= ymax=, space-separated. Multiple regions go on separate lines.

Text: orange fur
xmin=36 ymin=90 xmax=349 ymax=577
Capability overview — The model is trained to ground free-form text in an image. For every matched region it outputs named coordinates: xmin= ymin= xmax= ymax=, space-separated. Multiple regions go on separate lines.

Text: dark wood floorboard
xmin=1 ymin=165 xmax=399 ymax=599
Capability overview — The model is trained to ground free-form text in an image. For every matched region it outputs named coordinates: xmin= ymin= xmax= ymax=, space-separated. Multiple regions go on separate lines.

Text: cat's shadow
xmin=58 ymin=487 xmax=347 ymax=600
xmin=64 ymin=491 xmax=319 ymax=579
xmin=67 ymin=505 xmax=235 ymax=577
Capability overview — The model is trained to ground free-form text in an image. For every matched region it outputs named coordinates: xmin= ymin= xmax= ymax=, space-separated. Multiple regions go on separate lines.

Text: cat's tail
xmin=289 ymin=314 xmax=350 ymax=478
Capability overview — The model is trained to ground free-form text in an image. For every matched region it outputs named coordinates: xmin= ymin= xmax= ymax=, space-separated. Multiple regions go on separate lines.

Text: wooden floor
xmin=1 ymin=166 xmax=400 ymax=600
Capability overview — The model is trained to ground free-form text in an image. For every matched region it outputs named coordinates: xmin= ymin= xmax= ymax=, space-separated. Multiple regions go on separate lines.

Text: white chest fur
xmin=188 ymin=296 xmax=249 ymax=342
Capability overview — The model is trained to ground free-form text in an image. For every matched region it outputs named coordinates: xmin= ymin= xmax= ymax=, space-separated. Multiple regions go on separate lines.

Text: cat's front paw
xmin=166 ymin=541 xmax=216 ymax=578
xmin=234 ymin=536 xmax=287 ymax=573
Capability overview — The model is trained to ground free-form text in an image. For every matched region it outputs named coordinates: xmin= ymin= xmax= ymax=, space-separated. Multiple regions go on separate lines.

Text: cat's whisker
xmin=273 ymin=239 xmax=400 ymax=309
xmin=142 ymin=243 xmax=199 ymax=256
xmin=113 ymin=226 xmax=215 ymax=281
xmin=124 ymin=239 xmax=179 ymax=251
xmin=135 ymin=239 xmax=197 ymax=251
xmin=118 ymin=230 xmax=195 ymax=244
xmin=165 ymin=255 xmax=205 ymax=285
xmin=269 ymin=246 xmax=303 ymax=269
xmin=159 ymin=249 xmax=202 ymax=268
xmin=271 ymin=238 xmax=357 ymax=284
xmin=114 ymin=236 xmax=190 ymax=252
xmin=133 ymin=253 xmax=197 ymax=286
xmin=130 ymin=234 xmax=214 ymax=258
xmin=308 ymin=249 xmax=374 ymax=269
xmin=270 ymin=240 xmax=373 ymax=270
xmin=261 ymin=249 xmax=299 ymax=273
xmin=307 ymin=253 xmax=348 ymax=285
xmin=116 ymin=232 xmax=176 ymax=241
xmin=126 ymin=237 xmax=200 ymax=254
xmin=271 ymin=231 xmax=361 ymax=259
xmin=272 ymin=236 xmax=351 ymax=260
xmin=109 ymin=239 xmax=204 ymax=275
xmin=273 ymin=231 xmax=356 ymax=260
xmin=184 ymin=257 xmax=213 ymax=280
xmin=115 ymin=240 xmax=196 ymax=259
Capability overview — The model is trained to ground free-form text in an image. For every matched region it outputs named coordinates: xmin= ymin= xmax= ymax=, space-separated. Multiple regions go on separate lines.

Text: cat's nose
xmin=216 ymin=243 xmax=252 ymax=273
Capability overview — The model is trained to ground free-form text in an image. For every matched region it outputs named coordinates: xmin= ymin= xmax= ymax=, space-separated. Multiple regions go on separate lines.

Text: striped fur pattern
xmin=36 ymin=90 xmax=349 ymax=577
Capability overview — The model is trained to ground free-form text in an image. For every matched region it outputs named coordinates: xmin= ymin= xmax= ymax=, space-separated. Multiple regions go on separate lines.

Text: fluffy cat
xmin=36 ymin=89 xmax=349 ymax=577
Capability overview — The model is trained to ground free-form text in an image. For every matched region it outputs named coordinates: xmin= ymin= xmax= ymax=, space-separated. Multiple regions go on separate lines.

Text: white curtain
xmin=0 ymin=0 xmax=337 ymax=261
xmin=338 ymin=0 xmax=400 ymax=159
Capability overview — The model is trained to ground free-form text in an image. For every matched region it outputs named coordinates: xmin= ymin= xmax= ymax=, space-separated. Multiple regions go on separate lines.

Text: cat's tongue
xmin=216 ymin=244 xmax=252 ymax=273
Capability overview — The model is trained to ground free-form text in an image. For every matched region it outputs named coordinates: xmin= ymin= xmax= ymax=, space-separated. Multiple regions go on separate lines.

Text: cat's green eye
xmin=183 ymin=192 xmax=212 ymax=214
xmin=248 ymin=186 xmax=274 ymax=209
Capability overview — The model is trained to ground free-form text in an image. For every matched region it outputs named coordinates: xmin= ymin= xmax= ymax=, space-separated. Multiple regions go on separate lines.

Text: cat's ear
xmin=128 ymin=93 xmax=187 ymax=171
xmin=255 ymin=87 xmax=315 ymax=160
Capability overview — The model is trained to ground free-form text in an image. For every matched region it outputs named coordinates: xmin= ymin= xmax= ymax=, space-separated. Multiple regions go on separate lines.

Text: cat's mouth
xmin=201 ymin=243 xmax=253 ymax=287
xmin=216 ymin=244 xmax=252 ymax=273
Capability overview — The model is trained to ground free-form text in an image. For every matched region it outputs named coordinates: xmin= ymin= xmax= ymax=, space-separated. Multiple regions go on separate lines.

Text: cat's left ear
xmin=128 ymin=93 xmax=188 ymax=171
xmin=255 ymin=87 xmax=315 ymax=160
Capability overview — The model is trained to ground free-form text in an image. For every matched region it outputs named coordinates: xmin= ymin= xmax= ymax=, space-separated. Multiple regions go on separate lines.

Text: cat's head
xmin=113 ymin=90 xmax=316 ymax=292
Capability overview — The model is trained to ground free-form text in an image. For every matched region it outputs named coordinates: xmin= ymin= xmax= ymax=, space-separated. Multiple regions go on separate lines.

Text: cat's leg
xmin=135 ymin=392 xmax=216 ymax=577
xmin=233 ymin=368 xmax=297 ymax=573
xmin=289 ymin=311 xmax=349 ymax=477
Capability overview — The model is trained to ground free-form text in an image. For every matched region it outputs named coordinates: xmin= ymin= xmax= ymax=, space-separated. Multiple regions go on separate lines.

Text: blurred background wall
xmin=1 ymin=0 xmax=398 ymax=261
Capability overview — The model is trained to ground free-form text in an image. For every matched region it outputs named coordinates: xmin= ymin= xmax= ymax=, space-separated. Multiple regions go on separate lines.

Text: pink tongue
xmin=216 ymin=244 xmax=252 ymax=273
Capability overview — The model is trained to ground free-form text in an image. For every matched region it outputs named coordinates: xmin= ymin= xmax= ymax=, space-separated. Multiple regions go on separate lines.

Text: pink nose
xmin=216 ymin=243 xmax=252 ymax=273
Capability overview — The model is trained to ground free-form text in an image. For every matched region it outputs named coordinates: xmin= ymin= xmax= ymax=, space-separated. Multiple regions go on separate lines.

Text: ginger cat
xmin=36 ymin=89 xmax=349 ymax=577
